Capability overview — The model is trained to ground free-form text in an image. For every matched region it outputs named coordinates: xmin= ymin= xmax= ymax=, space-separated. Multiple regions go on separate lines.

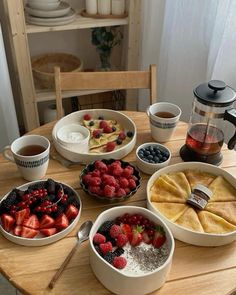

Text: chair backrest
xmin=54 ymin=64 xmax=157 ymax=119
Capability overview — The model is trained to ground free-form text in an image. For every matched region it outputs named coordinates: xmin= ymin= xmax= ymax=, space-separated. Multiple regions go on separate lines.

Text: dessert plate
xmin=0 ymin=180 xmax=82 ymax=246
xmin=25 ymin=2 xmax=71 ymax=18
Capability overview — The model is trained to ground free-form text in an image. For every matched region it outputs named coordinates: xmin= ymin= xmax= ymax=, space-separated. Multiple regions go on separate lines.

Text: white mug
xmin=146 ymin=102 xmax=182 ymax=142
xmin=3 ymin=135 xmax=50 ymax=181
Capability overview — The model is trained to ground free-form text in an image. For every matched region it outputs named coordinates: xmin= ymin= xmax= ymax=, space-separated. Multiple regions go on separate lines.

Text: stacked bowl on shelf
xmin=25 ymin=0 xmax=76 ymax=26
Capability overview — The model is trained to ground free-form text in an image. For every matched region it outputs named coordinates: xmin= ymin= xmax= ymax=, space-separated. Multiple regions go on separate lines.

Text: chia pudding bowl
xmin=89 ymin=206 xmax=175 ymax=295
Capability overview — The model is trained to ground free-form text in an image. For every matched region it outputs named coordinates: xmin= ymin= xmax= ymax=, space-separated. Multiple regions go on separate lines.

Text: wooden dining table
xmin=0 ymin=111 xmax=236 ymax=295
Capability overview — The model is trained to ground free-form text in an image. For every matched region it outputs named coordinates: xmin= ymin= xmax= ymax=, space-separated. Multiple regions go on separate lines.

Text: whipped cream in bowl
xmin=56 ymin=123 xmax=90 ymax=153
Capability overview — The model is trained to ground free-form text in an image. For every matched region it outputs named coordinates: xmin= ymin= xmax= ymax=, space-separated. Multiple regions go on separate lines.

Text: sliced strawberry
xmin=54 ymin=214 xmax=69 ymax=230
xmin=15 ymin=208 xmax=30 ymax=225
xmin=142 ymin=230 xmax=152 ymax=244
xmin=0 ymin=214 xmax=15 ymax=232
xmin=21 ymin=226 xmax=38 ymax=238
xmin=23 ymin=214 xmax=39 ymax=229
xmin=40 ymin=228 xmax=57 ymax=237
xmin=40 ymin=214 xmax=55 ymax=229
xmin=152 ymin=226 xmax=166 ymax=248
xmin=65 ymin=205 xmax=79 ymax=220
xmin=129 ymin=225 xmax=143 ymax=247
xmin=121 ymin=223 xmax=132 ymax=238
xmin=13 ymin=225 xmax=22 ymax=236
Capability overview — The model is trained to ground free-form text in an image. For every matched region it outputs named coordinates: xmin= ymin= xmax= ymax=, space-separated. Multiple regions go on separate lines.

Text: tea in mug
xmin=154 ymin=111 xmax=175 ymax=118
xmin=17 ymin=145 xmax=46 ymax=156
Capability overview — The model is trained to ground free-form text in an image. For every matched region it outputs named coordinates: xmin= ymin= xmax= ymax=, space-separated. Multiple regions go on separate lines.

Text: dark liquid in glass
xmin=186 ymin=124 xmax=224 ymax=155
xmin=17 ymin=145 xmax=46 ymax=156
xmin=154 ymin=111 xmax=175 ymax=118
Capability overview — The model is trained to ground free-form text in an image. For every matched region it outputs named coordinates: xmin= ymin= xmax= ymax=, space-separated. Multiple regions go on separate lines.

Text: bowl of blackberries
xmin=136 ymin=143 xmax=171 ymax=175
xmin=80 ymin=159 xmax=141 ymax=202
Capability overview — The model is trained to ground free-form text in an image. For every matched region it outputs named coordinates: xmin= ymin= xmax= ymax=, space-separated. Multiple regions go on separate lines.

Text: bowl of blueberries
xmin=136 ymin=143 xmax=171 ymax=175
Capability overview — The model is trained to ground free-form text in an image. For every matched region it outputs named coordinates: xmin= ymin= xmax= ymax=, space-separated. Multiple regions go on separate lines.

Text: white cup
xmin=111 ymin=0 xmax=125 ymax=15
xmin=146 ymin=102 xmax=182 ymax=142
xmin=3 ymin=135 xmax=50 ymax=181
xmin=86 ymin=0 xmax=98 ymax=14
xmin=98 ymin=0 xmax=111 ymax=15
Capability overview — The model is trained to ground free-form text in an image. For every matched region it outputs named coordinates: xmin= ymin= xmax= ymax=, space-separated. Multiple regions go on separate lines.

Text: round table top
xmin=0 ymin=111 xmax=236 ymax=295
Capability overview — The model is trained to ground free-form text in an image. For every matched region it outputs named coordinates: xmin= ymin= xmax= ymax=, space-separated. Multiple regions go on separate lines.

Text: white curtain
xmin=139 ymin=0 xmax=236 ymax=142
xmin=0 ymin=24 xmax=19 ymax=151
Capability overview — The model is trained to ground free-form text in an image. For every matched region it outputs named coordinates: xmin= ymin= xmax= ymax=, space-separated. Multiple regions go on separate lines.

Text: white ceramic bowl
xmin=147 ymin=162 xmax=236 ymax=246
xmin=136 ymin=143 xmax=171 ymax=175
xmin=56 ymin=123 xmax=90 ymax=153
xmin=27 ymin=1 xmax=60 ymax=11
xmin=52 ymin=109 xmax=136 ymax=163
xmin=89 ymin=206 xmax=174 ymax=295
xmin=0 ymin=180 xmax=81 ymax=246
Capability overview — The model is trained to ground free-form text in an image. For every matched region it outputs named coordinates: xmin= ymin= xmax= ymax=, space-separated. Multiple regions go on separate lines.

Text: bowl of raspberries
xmin=80 ymin=159 xmax=141 ymax=201
xmin=0 ymin=179 xmax=81 ymax=246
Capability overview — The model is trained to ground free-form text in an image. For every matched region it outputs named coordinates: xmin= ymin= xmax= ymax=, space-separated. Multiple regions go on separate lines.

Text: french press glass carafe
xmin=180 ymin=80 xmax=236 ymax=165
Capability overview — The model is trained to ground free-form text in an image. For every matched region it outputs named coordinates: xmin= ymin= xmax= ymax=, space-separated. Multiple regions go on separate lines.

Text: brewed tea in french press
xmin=180 ymin=80 xmax=236 ymax=165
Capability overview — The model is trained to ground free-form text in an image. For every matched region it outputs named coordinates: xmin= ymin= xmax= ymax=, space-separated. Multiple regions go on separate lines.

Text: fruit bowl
xmin=147 ymin=162 xmax=236 ymax=246
xmin=89 ymin=206 xmax=174 ymax=295
xmin=52 ymin=109 xmax=136 ymax=163
xmin=0 ymin=179 xmax=81 ymax=246
xmin=80 ymin=159 xmax=141 ymax=202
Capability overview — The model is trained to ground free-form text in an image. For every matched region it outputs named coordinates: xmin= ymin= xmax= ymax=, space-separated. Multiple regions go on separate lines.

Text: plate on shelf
xmin=25 ymin=9 xmax=76 ymax=26
xmin=52 ymin=109 xmax=136 ymax=163
xmin=25 ymin=2 xmax=71 ymax=18
xmin=0 ymin=179 xmax=82 ymax=246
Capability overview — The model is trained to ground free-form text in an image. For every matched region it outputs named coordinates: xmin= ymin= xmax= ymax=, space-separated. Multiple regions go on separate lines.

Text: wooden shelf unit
xmin=0 ymin=0 xmax=141 ymax=131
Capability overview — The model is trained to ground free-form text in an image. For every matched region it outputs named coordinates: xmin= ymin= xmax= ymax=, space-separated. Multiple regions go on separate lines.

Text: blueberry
xmin=116 ymin=138 xmax=122 ymax=145
xmin=149 ymin=146 xmax=154 ymax=152
xmin=112 ymin=126 xmax=116 ymax=132
xmin=154 ymin=156 xmax=159 ymax=163
xmin=162 ymin=156 xmax=167 ymax=162
xmin=127 ymin=131 xmax=133 ymax=138
xmin=89 ymin=121 xmax=94 ymax=126
xmin=149 ymin=160 xmax=155 ymax=163
xmin=163 ymin=151 xmax=169 ymax=158
xmin=140 ymin=148 xmax=145 ymax=153
xmin=98 ymin=116 xmax=104 ymax=120
xmin=144 ymin=150 xmax=150 ymax=156
xmin=147 ymin=155 xmax=153 ymax=160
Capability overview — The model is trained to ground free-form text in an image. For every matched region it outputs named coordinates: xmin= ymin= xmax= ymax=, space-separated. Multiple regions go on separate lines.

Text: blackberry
xmin=44 ymin=194 xmax=56 ymax=203
xmin=98 ymin=116 xmax=104 ymax=120
xmin=113 ymin=247 xmax=124 ymax=257
xmin=51 ymin=204 xmax=65 ymax=218
xmin=104 ymin=234 xmax=116 ymax=247
xmin=5 ymin=191 xmax=18 ymax=206
xmin=46 ymin=179 xmax=56 ymax=194
xmin=13 ymin=189 xmax=24 ymax=200
xmin=98 ymin=220 xmax=115 ymax=234
xmin=29 ymin=182 xmax=44 ymax=191
xmin=94 ymin=245 xmax=102 ymax=256
xmin=104 ymin=252 xmax=115 ymax=264
xmin=127 ymin=131 xmax=134 ymax=138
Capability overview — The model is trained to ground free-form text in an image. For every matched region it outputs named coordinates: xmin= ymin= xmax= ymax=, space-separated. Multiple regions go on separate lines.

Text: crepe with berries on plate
xmin=208 ymin=176 xmax=236 ymax=202
xmin=205 ymin=201 xmax=236 ymax=225
xmin=150 ymin=172 xmax=191 ymax=203
xmin=184 ymin=169 xmax=216 ymax=190
xmin=151 ymin=202 xmax=189 ymax=222
xmin=175 ymin=207 xmax=204 ymax=232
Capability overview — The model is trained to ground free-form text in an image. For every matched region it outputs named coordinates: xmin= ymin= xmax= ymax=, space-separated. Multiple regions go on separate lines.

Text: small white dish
xmin=136 ymin=142 xmax=171 ymax=175
xmin=0 ymin=180 xmax=82 ymax=247
xmin=147 ymin=162 xmax=236 ymax=246
xmin=25 ymin=2 xmax=71 ymax=18
xmin=57 ymin=123 xmax=90 ymax=153
xmin=89 ymin=206 xmax=174 ymax=295
xmin=27 ymin=0 xmax=60 ymax=11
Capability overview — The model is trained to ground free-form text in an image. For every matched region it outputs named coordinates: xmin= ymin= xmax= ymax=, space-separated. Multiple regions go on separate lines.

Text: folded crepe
xmin=208 ymin=176 xmax=236 ymax=202
xmin=198 ymin=210 xmax=236 ymax=233
xmin=150 ymin=172 xmax=191 ymax=203
xmin=205 ymin=202 xmax=236 ymax=226
xmin=151 ymin=202 xmax=189 ymax=222
xmin=184 ymin=169 xmax=216 ymax=189
xmin=175 ymin=207 xmax=204 ymax=232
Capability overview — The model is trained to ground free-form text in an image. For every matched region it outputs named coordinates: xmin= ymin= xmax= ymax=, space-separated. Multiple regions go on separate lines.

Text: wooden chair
xmin=54 ymin=64 xmax=157 ymax=120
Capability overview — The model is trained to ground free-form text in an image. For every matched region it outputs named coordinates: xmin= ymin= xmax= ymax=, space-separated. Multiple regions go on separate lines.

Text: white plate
xmin=52 ymin=109 xmax=137 ymax=163
xmin=27 ymin=1 xmax=60 ymax=11
xmin=26 ymin=8 xmax=75 ymax=22
xmin=147 ymin=162 xmax=236 ymax=247
xmin=0 ymin=180 xmax=82 ymax=246
xmin=25 ymin=2 xmax=71 ymax=18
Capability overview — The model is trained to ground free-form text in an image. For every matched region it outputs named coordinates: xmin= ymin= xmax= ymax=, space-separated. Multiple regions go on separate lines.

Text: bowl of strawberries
xmin=80 ymin=159 xmax=141 ymax=202
xmin=0 ymin=179 xmax=81 ymax=246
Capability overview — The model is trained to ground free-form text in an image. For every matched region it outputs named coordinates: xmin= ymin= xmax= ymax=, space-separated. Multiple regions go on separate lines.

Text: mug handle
xmin=3 ymin=146 xmax=15 ymax=162
xmin=146 ymin=106 xmax=151 ymax=117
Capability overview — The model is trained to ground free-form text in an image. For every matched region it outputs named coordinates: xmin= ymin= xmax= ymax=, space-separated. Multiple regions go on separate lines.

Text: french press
xmin=180 ymin=80 xmax=236 ymax=165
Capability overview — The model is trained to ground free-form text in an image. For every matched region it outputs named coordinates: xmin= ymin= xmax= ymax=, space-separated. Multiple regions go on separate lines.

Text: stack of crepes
xmin=150 ymin=170 xmax=236 ymax=234
xmin=83 ymin=119 xmax=131 ymax=154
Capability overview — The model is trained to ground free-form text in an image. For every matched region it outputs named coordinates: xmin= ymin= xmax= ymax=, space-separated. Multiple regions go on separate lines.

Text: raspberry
xmin=109 ymin=224 xmax=122 ymax=238
xmin=83 ymin=114 xmax=91 ymax=120
xmin=89 ymin=177 xmax=102 ymax=186
xmin=92 ymin=129 xmax=101 ymax=138
xmin=112 ymin=165 xmax=123 ymax=176
xmin=103 ymin=175 xmax=116 ymax=187
xmin=99 ymin=120 xmax=108 ymax=129
xmin=82 ymin=174 xmax=92 ymax=186
xmin=103 ymin=125 xmax=113 ymax=133
xmin=119 ymin=178 xmax=129 ymax=189
xmin=91 ymin=169 xmax=101 ymax=177
xmin=130 ymin=175 xmax=138 ymax=182
xmin=113 ymin=256 xmax=127 ymax=269
xmin=129 ymin=179 xmax=137 ymax=190
xmin=94 ymin=161 xmax=108 ymax=173
xmin=93 ymin=233 xmax=106 ymax=244
xmin=118 ymin=132 xmax=126 ymax=140
xmin=116 ymin=188 xmax=126 ymax=198
xmin=116 ymin=233 xmax=128 ymax=247
xmin=106 ymin=142 xmax=116 ymax=152
xmin=103 ymin=185 xmax=115 ymax=198
xmin=122 ymin=167 xmax=134 ymax=178
xmin=111 ymin=160 xmax=121 ymax=167
xmin=124 ymin=188 xmax=131 ymax=194
xmin=99 ymin=241 xmax=112 ymax=255
xmin=88 ymin=186 xmax=102 ymax=196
